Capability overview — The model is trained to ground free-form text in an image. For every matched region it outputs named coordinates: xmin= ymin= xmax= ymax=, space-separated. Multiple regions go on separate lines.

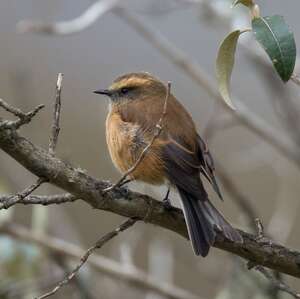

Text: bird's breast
xmin=105 ymin=111 xmax=165 ymax=185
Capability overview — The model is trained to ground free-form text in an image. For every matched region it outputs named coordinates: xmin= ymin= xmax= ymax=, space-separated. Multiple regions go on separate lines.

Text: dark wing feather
xmin=197 ymin=134 xmax=223 ymax=201
xmin=162 ymin=134 xmax=208 ymax=201
xmin=162 ymin=133 xmax=223 ymax=200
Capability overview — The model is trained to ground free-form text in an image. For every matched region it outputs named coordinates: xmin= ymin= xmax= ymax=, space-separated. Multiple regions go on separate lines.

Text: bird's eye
xmin=120 ymin=88 xmax=130 ymax=95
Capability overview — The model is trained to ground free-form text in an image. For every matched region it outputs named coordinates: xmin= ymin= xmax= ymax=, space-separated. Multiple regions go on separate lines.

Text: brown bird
xmin=94 ymin=72 xmax=242 ymax=257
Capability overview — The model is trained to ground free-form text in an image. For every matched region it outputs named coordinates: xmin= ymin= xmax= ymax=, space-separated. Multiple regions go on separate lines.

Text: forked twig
xmin=104 ymin=81 xmax=171 ymax=193
xmin=36 ymin=218 xmax=137 ymax=299
xmin=0 ymin=99 xmax=44 ymax=129
xmin=0 ymin=178 xmax=45 ymax=210
xmin=0 ymin=73 xmax=64 ymax=209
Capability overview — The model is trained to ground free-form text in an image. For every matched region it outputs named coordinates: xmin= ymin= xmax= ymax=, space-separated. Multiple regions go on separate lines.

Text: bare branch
xmin=0 ymin=98 xmax=29 ymax=118
xmin=254 ymin=218 xmax=264 ymax=240
xmin=0 ymin=178 xmax=45 ymax=210
xmin=0 ymin=126 xmax=300 ymax=277
xmin=0 ymin=99 xmax=44 ymax=129
xmin=0 ymin=74 xmax=65 ymax=209
xmin=0 ymin=222 xmax=201 ymax=299
xmin=36 ymin=218 xmax=137 ymax=299
xmin=105 ymin=81 xmax=171 ymax=192
xmin=253 ymin=266 xmax=300 ymax=299
xmin=17 ymin=0 xmax=121 ymax=35
xmin=0 ymin=193 xmax=77 ymax=206
xmin=49 ymin=73 xmax=63 ymax=155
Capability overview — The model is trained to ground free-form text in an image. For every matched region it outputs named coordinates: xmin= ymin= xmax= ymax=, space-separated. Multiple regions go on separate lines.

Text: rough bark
xmin=0 ymin=126 xmax=300 ymax=278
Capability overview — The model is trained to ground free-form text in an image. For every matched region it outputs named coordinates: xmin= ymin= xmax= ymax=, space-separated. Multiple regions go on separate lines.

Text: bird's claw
xmin=162 ymin=197 xmax=173 ymax=210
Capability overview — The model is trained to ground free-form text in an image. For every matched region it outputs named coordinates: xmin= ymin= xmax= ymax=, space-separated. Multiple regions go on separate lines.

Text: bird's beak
xmin=93 ymin=89 xmax=112 ymax=96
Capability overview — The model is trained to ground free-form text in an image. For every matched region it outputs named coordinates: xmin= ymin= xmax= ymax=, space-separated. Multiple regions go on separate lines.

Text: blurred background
xmin=0 ymin=0 xmax=299 ymax=298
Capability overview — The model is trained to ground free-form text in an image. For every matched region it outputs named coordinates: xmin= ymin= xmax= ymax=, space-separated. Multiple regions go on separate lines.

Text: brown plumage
xmin=94 ymin=72 xmax=242 ymax=257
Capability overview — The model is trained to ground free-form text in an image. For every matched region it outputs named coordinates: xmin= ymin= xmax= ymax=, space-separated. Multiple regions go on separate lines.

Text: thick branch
xmin=0 ymin=127 xmax=300 ymax=278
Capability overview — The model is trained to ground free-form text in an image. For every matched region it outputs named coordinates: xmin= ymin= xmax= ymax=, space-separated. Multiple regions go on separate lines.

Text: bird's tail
xmin=178 ymin=188 xmax=242 ymax=257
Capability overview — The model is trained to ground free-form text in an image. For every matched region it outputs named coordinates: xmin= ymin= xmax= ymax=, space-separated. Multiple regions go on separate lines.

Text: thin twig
xmin=49 ymin=73 xmax=63 ymax=155
xmin=0 ymin=222 xmax=200 ymax=299
xmin=0 ymin=178 xmax=46 ymax=210
xmin=0 ymin=99 xmax=44 ymax=129
xmin=0 ymin=98 xmax=28 ymax=118
xmin=254 ymin=218 xmax=264 ymax=240
xmin=0 ymin=193 xmax=77 ymax=206
xmin=104 ymin=81 xmax=171 ymax=192
xmin=35 ymin=218 xmax=137 ymax=299
xmin=0 ymin=99 xmax=46 ymax=210
xmin=246 ymin=220 xmax=289 ymax=299
xmin=0 ymin=74 xmax=64 ymax=210
xmin=254 ymin=265 xmax=300 ymax=299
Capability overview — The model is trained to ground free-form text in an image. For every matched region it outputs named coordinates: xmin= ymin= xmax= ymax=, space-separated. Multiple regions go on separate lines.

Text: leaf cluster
xmin=216 ymin=1 xmax=297 ymax=109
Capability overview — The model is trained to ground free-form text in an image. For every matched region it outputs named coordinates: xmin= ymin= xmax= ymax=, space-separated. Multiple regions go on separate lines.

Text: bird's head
xmin=93 ymin=72 xmax=166 ymax=105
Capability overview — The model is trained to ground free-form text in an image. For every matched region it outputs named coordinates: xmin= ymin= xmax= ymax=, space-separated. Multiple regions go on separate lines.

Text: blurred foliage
xmin=0 ymin=238 xmax=41 ymax=298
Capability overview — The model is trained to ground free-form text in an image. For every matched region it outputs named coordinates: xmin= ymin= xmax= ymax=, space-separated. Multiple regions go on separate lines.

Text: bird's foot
xmin=103 ymin=179 xmax=132 ymax=194
xmin=119 ymin=179 xmax=132 ymax=188
xmin=162 ymin=196 xmax=173 ymax=211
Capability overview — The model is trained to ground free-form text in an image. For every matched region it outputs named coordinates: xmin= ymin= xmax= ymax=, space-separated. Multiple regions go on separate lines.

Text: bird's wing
xmin=117 ymin=96 xmax=222 ymax=199
xmin=161 ymin=132 xmax=223 ymax=201
xmin=197 ymin=134 xmax=223 ymax=200
xmin=161 ymin=133 xmax=208 ymax=200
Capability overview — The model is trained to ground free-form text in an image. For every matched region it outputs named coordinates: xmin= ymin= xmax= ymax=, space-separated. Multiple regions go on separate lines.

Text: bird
xmin=94 ymin=72 xmax=242 ymax=257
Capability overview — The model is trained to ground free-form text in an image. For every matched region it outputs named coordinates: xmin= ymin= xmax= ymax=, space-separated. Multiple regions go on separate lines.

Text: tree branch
xmin=0 ymin=193 xmax=77 ymax=207
xmin=17 ymin=0 xmax=121 ymax=35
xmin=0 ymin=222 xmax=201 ymax=299
xmin=0 ymin=99 xmax=44 ymax=129
xmin=49 ymin=73 xmax=63 ymax=155
xmin=0 ymin=124 xmax=300 ymax=278
xmin=0 ymin=178 xmax=45 ymax=209
xmin=0 ymin=73 xmax=64 ymax=210
xmin=36 ymin=218 xmax=137 ymax=299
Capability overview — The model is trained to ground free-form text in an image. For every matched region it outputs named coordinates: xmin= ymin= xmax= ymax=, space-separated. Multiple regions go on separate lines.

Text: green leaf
xmin=216 ymin=30 xmax=248 ymax=110
xmin=232 ymin=0 xmax=254 ymax=8
xmin=252 ymin=15 xmax=296 ymax=82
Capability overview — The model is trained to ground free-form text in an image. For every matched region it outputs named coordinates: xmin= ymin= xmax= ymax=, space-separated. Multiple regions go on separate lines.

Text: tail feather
xmin=200 ymin=200 xmax=242 ymax=243
xmin=178 ymin=188 xmax=242 ymax=257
